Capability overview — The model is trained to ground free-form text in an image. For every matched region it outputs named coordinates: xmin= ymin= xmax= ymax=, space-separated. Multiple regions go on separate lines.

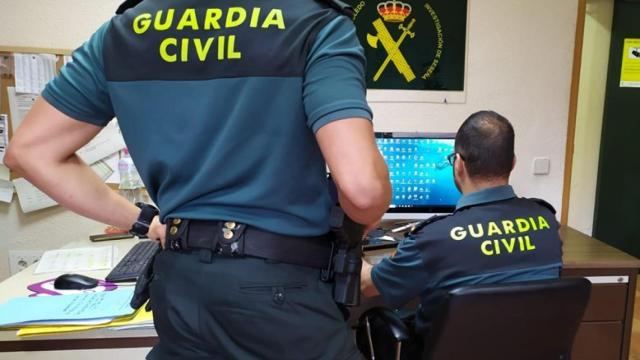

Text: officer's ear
xmin=511 ymin=154 xmax=517 ymax=171
xmin=454 ymin=153 xmax=465 ymax=178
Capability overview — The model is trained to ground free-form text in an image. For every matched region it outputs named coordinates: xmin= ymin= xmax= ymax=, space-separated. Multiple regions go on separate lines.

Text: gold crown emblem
xmin=377 ymin=1 xmax=412 ymax=22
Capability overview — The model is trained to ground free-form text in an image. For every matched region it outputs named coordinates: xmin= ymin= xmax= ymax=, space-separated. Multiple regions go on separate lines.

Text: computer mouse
xmin=53 ymin=273 xmax=99 ymax=290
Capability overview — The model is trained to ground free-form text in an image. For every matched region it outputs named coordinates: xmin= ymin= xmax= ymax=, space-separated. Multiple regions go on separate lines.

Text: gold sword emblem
xmin=367 ymin=18 xmax=416 ymax=82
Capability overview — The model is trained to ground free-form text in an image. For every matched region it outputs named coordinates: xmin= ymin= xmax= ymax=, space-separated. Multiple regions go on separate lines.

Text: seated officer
xmin=360 ymin=110 xmax=563 ymax=350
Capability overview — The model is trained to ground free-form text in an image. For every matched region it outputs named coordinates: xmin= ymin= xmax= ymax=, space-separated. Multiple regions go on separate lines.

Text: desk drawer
xmin=582 ymin=283 xmax=628 ymax=321
xmin=571 ymin=321 xmax=622 ymax=360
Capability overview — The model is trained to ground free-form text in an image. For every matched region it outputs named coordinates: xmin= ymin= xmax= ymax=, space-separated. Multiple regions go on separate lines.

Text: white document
xmin=91 ymin=159 xmax=114 ymax=181
xmin=104 ymin=152 xmax=121 ymax=184
xmin=76 ymin=121 xmax=125 ymax=165
xmin=12 ymin=177 xmax=58 ymax=213
xmin=34 ymin=246 xmax=114 ymax=274
xmin=7 ymin=87 xmax=38 ymax=135
xmin=0 ymin=164 xmax=9 ymax=181
xmin=0 ymin=179 xmax=13 ymax=203
xmin=0 ymin=114 xmax=7 ymax=164
xmin=14 ymin=53 xmax=57 ymax=94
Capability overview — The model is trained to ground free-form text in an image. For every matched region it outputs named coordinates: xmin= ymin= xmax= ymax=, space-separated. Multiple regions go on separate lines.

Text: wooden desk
xmin=0 ymin=227 xmax=638 ymax=358
xmin=560 ymin=226 xmax=640 ymax=360
xmin=0 ymin=239 xmax=158 ymax=352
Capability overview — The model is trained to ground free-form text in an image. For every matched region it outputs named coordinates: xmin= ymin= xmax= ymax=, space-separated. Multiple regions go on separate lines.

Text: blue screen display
xmin=376 ymin=136 xmax=461 ymax=210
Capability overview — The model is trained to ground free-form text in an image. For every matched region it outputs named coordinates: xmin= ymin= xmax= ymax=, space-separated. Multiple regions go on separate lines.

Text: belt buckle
xmin=217 ymin=221 xmax=245 ymax=257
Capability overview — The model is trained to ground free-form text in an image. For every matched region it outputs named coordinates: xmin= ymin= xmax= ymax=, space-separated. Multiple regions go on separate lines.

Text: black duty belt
xmin=165 ymin=218 xmax=334 ymax=270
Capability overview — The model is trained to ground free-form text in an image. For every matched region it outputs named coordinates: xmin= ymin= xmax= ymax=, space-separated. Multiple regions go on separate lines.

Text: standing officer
xmin=361 ymin=111 xmax=563 ymax=335
xmin=6 ymin=0 xmax=391 ymax=359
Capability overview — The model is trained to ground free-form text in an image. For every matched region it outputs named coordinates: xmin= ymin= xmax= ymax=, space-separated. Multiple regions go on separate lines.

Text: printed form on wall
xmin=12 ymin=177 xmax=57 ymax=213
xmin=0 ymin=114 xmax=9 ymax=183
xmin=0 ymin=114 xmax=7 ymax=165
xmin=0 ymin=114 xmax=12 ymax=202
xmin=7 ymin=87 xmax=37 ymax=135
xmin=13 ymin=53 xmax=57 ymax=94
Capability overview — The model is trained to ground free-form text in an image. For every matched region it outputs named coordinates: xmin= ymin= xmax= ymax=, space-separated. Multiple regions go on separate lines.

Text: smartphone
xmin=89 ymin=233 xmax=135 ymax=242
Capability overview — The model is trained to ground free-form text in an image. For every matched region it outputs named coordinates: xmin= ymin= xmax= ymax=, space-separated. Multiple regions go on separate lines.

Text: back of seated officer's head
xmin=452 ymin=111 xmax=515 ymax=195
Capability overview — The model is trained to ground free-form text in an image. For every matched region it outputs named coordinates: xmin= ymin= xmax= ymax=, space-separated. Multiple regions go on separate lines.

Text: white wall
xmin=0 ymin=0 xmax=121 ymax=50
xmin=568 ymin=0 xmax=614 ymax=235
xmin=0 ymin=0 xmax=580 ymax=281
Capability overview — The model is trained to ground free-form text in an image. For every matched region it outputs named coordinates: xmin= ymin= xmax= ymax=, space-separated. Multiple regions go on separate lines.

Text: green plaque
xmin=349 ymin=0 xmax=467 ymax=90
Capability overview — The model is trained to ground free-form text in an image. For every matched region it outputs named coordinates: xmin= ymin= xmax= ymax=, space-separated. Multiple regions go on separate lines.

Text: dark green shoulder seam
xmin=409 ymin=214 xmax=450 ymax=235
xmin=527 ymin=198 xmax=556 ymax=215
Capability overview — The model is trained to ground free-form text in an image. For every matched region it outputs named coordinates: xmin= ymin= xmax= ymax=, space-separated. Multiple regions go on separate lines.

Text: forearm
xmin=361 ymin=260 xmax=381 ymax=297
xmin=316 ymin=118 xmax=392 ymax=225
xmin=13 ymin=153 xmax=139 ymax=229
xmin=337 ymin=160 xmax=391 ymax=225
xmin=339 ymin=190 xmax=388 ymax=225
xmin=5 ymin=98 xmax=141 ymax=230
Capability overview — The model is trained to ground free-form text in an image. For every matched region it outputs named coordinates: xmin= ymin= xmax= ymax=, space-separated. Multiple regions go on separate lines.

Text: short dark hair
xmin=455 ymin=111 xmax=515 ymax=179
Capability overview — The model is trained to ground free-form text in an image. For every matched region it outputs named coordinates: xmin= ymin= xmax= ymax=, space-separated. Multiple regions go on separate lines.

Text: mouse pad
xmin=27 ymin=278 xmax=118 ymax=297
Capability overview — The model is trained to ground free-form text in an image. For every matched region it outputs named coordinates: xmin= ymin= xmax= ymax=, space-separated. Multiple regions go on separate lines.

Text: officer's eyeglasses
xmin=447 ymin=153 xmax=464 ymax=166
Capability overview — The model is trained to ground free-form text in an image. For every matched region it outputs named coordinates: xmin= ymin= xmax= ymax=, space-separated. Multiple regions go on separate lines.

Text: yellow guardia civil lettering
xmin=159 ymin=36 xmax=241 ymax=63
xmin=132 ymin=7 xmax=286 ymax=63
xmin=133 ymin=7 xmax=286 ymax=34
xmin=481 ymin=236 xmax=536 ymax=256
xmin=449 ymin=216 xmax=550 ymax=256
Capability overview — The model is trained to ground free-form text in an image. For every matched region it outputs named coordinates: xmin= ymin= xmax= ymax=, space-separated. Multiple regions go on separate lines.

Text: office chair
xmin=357 ymin=277 xmax=591 ymax=360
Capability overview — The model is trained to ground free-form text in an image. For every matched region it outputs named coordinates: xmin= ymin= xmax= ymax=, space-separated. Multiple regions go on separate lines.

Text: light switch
xmin=533 ymin=157 xmax=550 ymax=175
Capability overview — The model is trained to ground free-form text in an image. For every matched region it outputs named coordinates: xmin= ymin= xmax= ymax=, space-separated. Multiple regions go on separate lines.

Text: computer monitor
xmin=376 ymin=132 xmax=461 ymax=220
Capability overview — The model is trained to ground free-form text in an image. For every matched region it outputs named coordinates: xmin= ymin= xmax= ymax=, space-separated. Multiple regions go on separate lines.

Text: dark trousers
xmin=147 ymin=249 xmax=361 ymax=360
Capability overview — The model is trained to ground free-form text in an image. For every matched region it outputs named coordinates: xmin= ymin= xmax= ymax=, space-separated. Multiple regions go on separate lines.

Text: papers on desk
xmin=34 ymin=246 xmax=114 ymax=274
xmin=0 ymin=288 xmax=135 ymax=328
xmin=91 ymin=159 xmax=115 ymax=182
xmin=12 ymin=178 xmax=57 ymax=213
xmin=0 ymin=179 xmax=13 ymax=203
xmin=18 ymin=307 xmax=152 ymax=335
xmin=103 ymin=152 xmax=121 ymax=184
xmin=0 ymin=165 xmax=9 ymax=181
xmin=76 ymin=121 xmax=126 ymax=165
xmin=17 ymin=303 xmax=153 ymax=336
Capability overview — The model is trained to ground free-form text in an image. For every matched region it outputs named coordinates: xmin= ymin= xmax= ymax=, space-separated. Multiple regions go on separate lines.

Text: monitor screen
xmin=376 ymin=132 xmax=461 ymax=220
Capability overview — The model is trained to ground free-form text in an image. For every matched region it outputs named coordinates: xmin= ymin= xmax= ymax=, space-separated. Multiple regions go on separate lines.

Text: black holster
xmin=130 ymin=251 xmax=155 ymax=311
xmin=323 ymin=206 xmax=364 ymax=307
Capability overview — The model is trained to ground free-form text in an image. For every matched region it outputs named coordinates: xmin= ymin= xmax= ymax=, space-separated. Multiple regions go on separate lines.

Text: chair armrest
xmin=362 ymin=307 xmax=411 ymax=342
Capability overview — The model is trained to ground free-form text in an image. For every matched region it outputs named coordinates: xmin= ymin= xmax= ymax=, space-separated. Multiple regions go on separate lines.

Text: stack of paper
xmin=17 ymin=304 xmax=153 ymax=337
xmin=0 ymin=288 xmax=135 ymax=328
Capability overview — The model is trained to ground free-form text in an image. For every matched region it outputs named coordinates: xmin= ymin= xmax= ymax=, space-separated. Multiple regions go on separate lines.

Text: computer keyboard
xmin=106 ymin=240 xmax=160 ymax=283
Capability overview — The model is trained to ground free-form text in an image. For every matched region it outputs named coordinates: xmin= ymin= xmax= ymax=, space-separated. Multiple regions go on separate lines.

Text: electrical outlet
xmin=9 ymin=250 xmax=44 ymax=275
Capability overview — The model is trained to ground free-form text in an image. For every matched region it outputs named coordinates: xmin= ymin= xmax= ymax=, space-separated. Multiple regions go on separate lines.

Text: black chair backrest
xmin=424 ymin=277 xmax=591 ymax=360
